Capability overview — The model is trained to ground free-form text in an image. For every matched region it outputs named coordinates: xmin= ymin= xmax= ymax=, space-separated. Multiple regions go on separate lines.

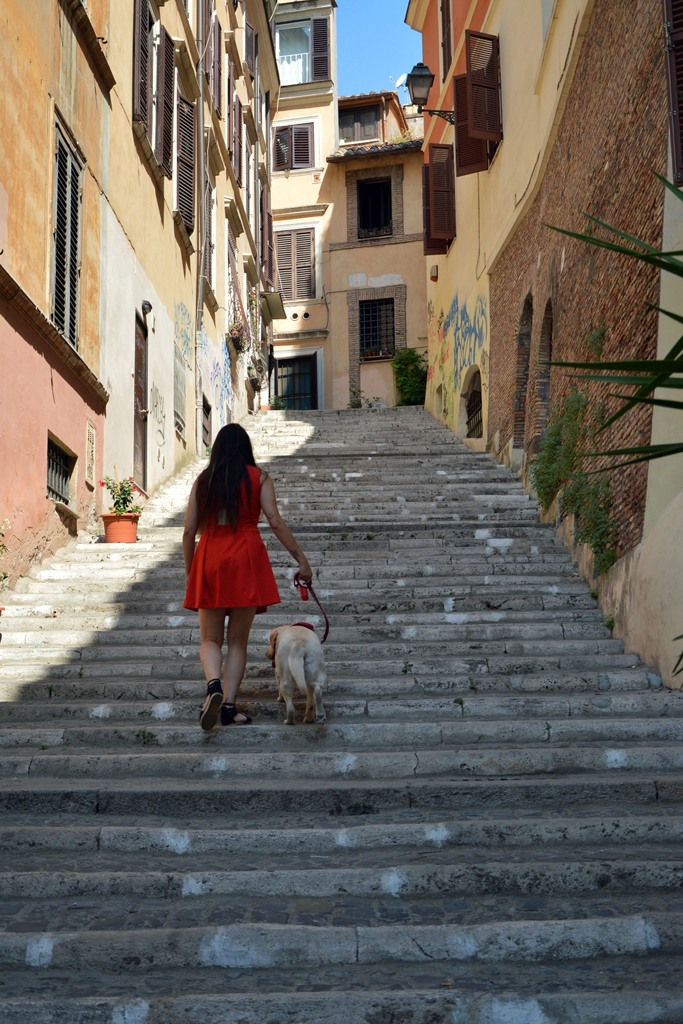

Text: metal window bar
xmin=47 ymin=440 xmax=71 ymax=504
xmin=359 ymin=298 xmax=395 ymax=360
xmin=466 ymin=389 xmax=483 ymax=438
xmin=276 ymin=358 xmax=313 ymax=410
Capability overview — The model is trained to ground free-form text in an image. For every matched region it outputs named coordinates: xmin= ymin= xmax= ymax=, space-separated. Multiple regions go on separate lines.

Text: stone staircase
xmin=0 ymin=406 xmax=682 ymax=1024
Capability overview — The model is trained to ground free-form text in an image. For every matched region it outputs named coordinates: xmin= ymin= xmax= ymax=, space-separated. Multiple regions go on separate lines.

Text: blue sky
xmin=337 ymin=0 xmax=423 ymax=98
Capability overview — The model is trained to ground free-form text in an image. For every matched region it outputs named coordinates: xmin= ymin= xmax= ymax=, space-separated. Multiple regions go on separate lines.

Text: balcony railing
xmin=278 ymin=52 xmax=310 ymax=86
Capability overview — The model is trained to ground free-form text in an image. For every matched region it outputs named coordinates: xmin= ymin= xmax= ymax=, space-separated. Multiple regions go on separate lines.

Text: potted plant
xmin=228 ymin=321 xmax=247 ymax=354
xmin=99 ymin=471 xmax=143 ymax=543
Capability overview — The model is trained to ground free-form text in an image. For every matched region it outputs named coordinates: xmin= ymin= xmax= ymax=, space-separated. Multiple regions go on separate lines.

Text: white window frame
xmin=275 ymin=19 xmax=313 ymax=85
xmin=272 ymin=343 xmax=325 ymax=410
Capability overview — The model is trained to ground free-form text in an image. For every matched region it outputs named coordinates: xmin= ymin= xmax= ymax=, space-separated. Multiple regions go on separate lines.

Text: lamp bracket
xmin=417 ymin=107 xmax=457 ymax=126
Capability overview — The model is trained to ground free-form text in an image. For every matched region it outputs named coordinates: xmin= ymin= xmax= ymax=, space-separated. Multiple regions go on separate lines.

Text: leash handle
xmin=293 ymin=571 xmax=329 ymax=644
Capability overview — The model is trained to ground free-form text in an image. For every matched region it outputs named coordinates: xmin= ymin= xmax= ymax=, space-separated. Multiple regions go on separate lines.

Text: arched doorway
xmin=531 ymin=299 xmax=553 ymax=452
xmin=457 ymin=367 xmax=483 ymax=439
xmin=513 ymin=295 xmax=532 ymax=449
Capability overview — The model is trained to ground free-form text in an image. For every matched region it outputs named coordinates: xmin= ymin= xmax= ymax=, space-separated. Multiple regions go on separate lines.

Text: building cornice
xmin=0 ymin=266 xmax=109 ymax=407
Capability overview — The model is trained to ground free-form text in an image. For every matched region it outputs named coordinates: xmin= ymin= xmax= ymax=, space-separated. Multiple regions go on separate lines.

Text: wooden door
xmin=134 ymin=316 xmax=148 ymax=491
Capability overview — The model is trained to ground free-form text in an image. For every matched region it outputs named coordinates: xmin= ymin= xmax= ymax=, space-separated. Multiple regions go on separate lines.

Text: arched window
xmin=465 ymin=371 xmax=483 ymax=438
xmin=513 ymin=295 xmax=532 ymax=449
xmin=532 ymin=299 xmax=553 ymax=451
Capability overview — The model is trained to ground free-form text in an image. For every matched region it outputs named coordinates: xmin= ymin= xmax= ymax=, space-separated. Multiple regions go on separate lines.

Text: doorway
xmin=276 ymin=354 xmax=318 ymax=410
xmin=202 ymin=396 xmax=212 ymax=453
xmin=133 ymin=315 xmax=148 ymax=492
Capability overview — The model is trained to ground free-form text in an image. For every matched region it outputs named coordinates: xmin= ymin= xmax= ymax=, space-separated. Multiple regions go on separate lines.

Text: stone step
xmin=2 ymin=742 xmax=682 ymax=780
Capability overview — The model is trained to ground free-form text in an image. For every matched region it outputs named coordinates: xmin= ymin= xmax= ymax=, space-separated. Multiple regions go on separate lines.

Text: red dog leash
xmin=294 ymin=571 xmax=330 ymax=643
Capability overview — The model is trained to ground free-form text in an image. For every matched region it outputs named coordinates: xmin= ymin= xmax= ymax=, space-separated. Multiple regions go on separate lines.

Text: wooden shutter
xmin=292 ymin=124 xmax=313 ymax=168
xmin=133 ymin=0 xmax=149 ymax=132
xmin=157 ymin=27 xmax=175 ymax=177
xmin=295 ymin=229 xmax=315 ymax=298
xmin=422 ymin=163 xmax=448 ymax=256
xmin=453 ymin=75 xmax=488 ymax=176
xmin=274 ymin=126 xmax=290 ymax=170
xmin=176 ymin=96 xmax=195 ymax=233
xmin=204 ymin=179 xmax=214 ymax=288
xmin=203 ymin=0 xmax=212 ymax=73
xmin=359 ymin=107 xmax=379 ymax=140
xmin=276 ymin=231 xmax=293 ymax=299
xmin=212 ymin=16 xmax=222 ymax=117
xmin=441 ymin=0 xmax=452 ymax=81
xmin=245 ymin=20 xmax=255 ymax=76
xmin=234 ymin=95 xmax=242 ymax=184
xmin=311 ymin=18 xmax=330 ymax=81
xmin=266 ymin=210 xmax=274 ymax=287
xmin=429 ymin=144 xmax=456 ymax=240
xmin=465 ymin=29 xmax=502 ymax=142
xmin=665 ymin=0 xmax=683 ymax=183
xmin=260 ymin=184 xmax=267 ymax=264
xmin=227 ymin=60 xmax=234 ymax=156
xmin=52 ymin=131 xmax=82 ymax=346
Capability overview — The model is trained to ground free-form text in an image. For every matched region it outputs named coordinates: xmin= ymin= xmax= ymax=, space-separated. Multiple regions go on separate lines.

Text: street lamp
xmin=406 ymin=62 xmax=456 ymax=126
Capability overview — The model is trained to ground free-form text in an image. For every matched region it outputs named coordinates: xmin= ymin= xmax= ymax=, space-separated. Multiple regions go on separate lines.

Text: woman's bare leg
xmin=198 ymin=607 xmax=227 ymax=714
xmin=224 ymin=607 xmax=257 ymax=718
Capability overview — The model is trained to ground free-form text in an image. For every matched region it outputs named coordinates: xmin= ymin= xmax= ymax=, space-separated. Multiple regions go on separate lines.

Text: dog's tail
xmin=287 ymin=650 xmax=307 ymax=694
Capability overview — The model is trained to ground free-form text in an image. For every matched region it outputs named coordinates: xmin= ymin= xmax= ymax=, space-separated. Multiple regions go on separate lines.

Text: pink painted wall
xmin=0 ymin=301 xmax=105 ymax=587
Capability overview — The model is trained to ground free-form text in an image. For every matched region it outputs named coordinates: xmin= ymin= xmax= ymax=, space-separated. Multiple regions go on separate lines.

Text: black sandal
xmin=200 ymin=679 xmax=224 ymax=732
xmin=221 ymin=702 xmax=252 ymax=726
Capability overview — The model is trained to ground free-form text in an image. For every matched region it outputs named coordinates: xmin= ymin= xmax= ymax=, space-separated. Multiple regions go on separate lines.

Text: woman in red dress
xmin=183 ymin=423 xmax=312 ymax=731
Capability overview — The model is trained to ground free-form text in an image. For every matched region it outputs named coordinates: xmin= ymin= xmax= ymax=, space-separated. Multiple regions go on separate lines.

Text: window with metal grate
xmin=51 ymin=127 xmax=82 ymax=349
xmin=359 ymin=298 xmax=395 ymax=360
xmin=47 ymin=439 xmax=72 ymax=505
xmin=357 ymin=179 xmax=392 ymax=239
xmin=174 ymin=344 xmax=186 ymax=437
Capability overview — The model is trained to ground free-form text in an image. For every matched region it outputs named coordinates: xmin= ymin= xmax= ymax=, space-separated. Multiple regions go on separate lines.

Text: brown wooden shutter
xmin=212 ymin=16 xmax=222 ymax=117
xmin=276 ymin=231 xmax=293 ymax=299
xmin=234 ymin=95 xmax=242 ymax=184
xmin=227 ymin=60 xmax=234 ymax=156
xmin=311 ymin=18 xmax=330 ymax=81
xmin=177 ymin=96 xmax=195 ymax=233
xmin=245 ymin=20 xmax=255 ymax=76
xmin=203 ymin=0 xmax=212 ymax=73
xmin=665 ymin=0 xmax=683 ymax=183
xmin=274 ymin=126 xmax=290 ymax=170
xmin=133 ymin=0 xmax=149 ymax=132
xmin=453 ymin=75 xmax=488 ymax=176
xmin=204 ymin=178 xmax=214 ymax=288
xmin=441 ymin=0 xmax=452 ymax=81
xmin=157 ymin=27 xmax=175 ymax=177
xmin=465 ymin=29 xmax=502 ymax=142
xmin=429 ymin=143 xmax=456 ymax=240
xmin=295 ymin=229 xmax=315 ymax=298
xmin=292 ymin=124 xmax=313 ymax=168
xmin=422 ymin=163 xmax=448 ymax=256
xmin=266 ymin=210 xmax=274 ymax=287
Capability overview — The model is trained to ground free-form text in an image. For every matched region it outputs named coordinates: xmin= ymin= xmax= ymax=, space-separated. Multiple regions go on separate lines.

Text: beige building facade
xmin=270 ymin=0 xmax=427 ymax=409
xmin=0 ymin=0 xmax=280 ymax=585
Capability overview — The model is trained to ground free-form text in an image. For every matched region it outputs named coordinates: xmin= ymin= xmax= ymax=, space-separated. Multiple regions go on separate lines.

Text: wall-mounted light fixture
xmin=141 ymin=300 xmax=153 ymax=316
xmin=406 ymin=63 xmax=456 ymax=125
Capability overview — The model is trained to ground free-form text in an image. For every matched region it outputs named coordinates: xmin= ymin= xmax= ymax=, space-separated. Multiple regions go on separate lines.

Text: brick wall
xmin=489 ymin=0 xmax=668 ymax=556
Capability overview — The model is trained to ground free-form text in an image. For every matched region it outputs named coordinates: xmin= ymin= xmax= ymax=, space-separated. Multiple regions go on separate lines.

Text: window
xmin=174 ymin=344 xmax=186 ymax=437
xmin=340 ymin=106 xmax=379 ymax=143
xmin=359 ymin=299 xmax=395 ymax=360
xmin=275 ymin=18 xmax=329 ymax=85
xmin=245 ymin=138 xmax=252 ymax=231
xmin=175 ymin=90 xmax=196 ymax=234
xmin=133 ymin=0 xmax=176 ymax=177
xmin=665 ymin=0 xmax=683 ymax=183
xmin=233 ymin=93 xmax=243 ymax=185
xmin=541 ymin=0 xmax=554 ymax=40
xmin=52 ymin=126 xmax=82 ymax=348
xmin=466 ymin=378 xmax=483 ymax=438
xmin=273 ymin=123 xmax=314 ymax=170
xmin=441 ymin=0 xmax=452 ymax=81
xmin=357 ymin=179 xmax=392 ymax=239
xmin=204 ymin=177 xmax=216 ymax=291
xmin=275 ymin=229 xmax=315 ymax=300
xmin=422 ymin=143 xmax=456 ymax=252
xmin=244 ymin=19 xmax=256 ymax=76
xmin=47 ymin=438 xmax=72 ymax=505
xmin=85 ymin=420 xmax=96 ymax=487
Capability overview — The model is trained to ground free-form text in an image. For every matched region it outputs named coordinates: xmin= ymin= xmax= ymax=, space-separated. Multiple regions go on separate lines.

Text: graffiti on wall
xmin=427 ymin=289 xmax=489 ymax=425
xmin=149 ymin=382 xmax=166 ymax=450
xmin=203 ymin=333 xmax=233 ymax=431
xmin=174 ymin=303 xmax=193 ymax=365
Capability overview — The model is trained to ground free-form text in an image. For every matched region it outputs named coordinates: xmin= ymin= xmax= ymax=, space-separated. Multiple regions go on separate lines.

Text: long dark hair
xmin=196 ymin=424 xmax=257 ymax=529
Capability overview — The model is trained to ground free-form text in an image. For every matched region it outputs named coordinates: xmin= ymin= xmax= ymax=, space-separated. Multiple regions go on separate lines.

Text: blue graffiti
xmin=174 ymin=302 xmax=193 ymax=365
xmin=447 ymin=293 xmax=488 ymax=389
xmin=219 ymin=338 xmax=232 ymax=426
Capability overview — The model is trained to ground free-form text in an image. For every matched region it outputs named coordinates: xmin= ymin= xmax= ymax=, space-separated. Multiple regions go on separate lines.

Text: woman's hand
xmin=298 ymin=558 xmax=313 ymax=586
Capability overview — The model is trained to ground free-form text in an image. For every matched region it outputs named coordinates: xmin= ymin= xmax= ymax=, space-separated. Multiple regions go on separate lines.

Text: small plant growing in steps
xmin=604 ymin=615 xmax=615 ymax=631
xmin=402 ymin=661 xmax=413 ymax=675
xmin=135 ymin=729 xmax=156 ymax=746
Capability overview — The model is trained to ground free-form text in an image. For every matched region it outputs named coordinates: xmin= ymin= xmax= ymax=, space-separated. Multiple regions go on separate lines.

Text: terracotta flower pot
xmin=101 ymin=513 xmax=141 ymax=543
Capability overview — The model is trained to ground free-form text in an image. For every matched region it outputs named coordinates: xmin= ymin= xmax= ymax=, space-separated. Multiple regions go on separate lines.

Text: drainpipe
xmin=195 ymin=0 xmax=206 ymax=455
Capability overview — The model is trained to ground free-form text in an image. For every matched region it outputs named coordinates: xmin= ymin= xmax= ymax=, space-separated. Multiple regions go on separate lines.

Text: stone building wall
xmin=488 ymin=0 xmax=668 ymax=556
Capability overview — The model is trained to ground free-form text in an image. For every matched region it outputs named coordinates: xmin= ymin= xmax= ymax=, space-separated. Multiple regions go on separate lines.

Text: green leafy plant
xmin=583 ymin=324 xmax=606 ymax=359
xmin=392 ymin=348 xmax=428 ymax=406
xmin=270 ymin=394 xmax=287 ymax=410
xmin=546 ymin=169 xmax=683 ymax=670
xmin=99 ymin=469 xmax=143 ymax=515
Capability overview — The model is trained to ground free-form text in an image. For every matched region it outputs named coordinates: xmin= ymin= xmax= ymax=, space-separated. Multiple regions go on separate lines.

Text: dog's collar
xmin=272 ymin=622 xmax=316 ymax=668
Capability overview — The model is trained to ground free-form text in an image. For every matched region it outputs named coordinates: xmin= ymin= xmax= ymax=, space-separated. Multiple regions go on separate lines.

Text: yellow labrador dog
xmin=265 ymin=624 xmax=327 ymax=725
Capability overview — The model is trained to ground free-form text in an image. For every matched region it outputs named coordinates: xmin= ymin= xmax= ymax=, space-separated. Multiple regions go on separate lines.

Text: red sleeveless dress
xmin=183 ymin=465 xmax=281 ymax=614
